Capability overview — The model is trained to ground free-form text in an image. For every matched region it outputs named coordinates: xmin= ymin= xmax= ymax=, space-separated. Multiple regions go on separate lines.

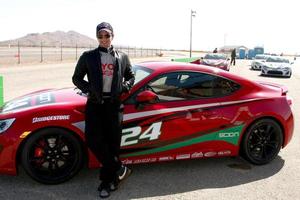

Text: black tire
xmin=241 ymin=119 xmax=283 ymax=165
xmin=21 ymin=128 xmax=83 ymax=184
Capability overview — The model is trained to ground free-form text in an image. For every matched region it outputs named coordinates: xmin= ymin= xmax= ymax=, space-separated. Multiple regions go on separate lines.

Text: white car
xmin=261 ymin=56 xmax=293 ymax=78
xmin=251 ymin=54 xmax=269 ymax=70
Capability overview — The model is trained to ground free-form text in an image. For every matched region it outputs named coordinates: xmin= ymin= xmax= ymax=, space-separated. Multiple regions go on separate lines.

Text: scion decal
xmin=121 ymin=124 xmax=244 ymax=157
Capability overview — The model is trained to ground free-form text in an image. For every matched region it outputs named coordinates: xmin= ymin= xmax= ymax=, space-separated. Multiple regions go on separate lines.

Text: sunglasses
xmin=97 ymin=34 xmax=111 ymax=39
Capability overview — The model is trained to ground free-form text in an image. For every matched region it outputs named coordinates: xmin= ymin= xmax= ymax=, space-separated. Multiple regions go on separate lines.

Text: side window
xmin=148 ymin=72 xmax=218 ymax=101
xmin=124 ymin=72 xmax=240 ymax=104
xmin=149 ymin=73 xmax=182 ymax=101
xmin=214 ymin=77 xmax=240 ymax=95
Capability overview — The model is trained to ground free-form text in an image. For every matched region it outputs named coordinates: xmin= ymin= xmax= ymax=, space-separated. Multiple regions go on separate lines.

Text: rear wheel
xmin=241 ymin=119 xmax=283 ymax=165
xmin=21 ymin=128 xmax=83 ymax=184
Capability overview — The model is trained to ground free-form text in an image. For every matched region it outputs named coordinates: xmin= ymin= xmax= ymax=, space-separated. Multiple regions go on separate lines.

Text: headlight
xmin=0 ymin=118 xmax=15 ymax=134
xmin=261 ymin=65 xmax=267 ymax=69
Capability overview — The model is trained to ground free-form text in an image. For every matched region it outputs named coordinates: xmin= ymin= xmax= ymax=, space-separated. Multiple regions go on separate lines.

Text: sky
xmin=0 ymin=0 xmax=299 ymax=54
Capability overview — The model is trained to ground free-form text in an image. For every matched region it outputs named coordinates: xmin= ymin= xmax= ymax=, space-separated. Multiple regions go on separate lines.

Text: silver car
xmin=261 ymin=56 xmax=293 ymax=78
xmin=251 ymin=54 xmax=269 ymax=70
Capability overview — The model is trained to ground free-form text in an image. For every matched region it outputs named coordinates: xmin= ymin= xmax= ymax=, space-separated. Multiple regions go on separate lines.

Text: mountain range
xmin=0 ymin=31 xmax=98 ymax=47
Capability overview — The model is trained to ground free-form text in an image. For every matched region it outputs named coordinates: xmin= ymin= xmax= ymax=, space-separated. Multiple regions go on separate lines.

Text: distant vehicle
xmin=261 ymin=56 xmax=293 ymax=78
xmin=251 ymin=54 xmax=269 ymax=70
xmin=254 ymin=47 xmax=264 ymax=56
xmin=196 ymin=53 xmax=230 ymax=71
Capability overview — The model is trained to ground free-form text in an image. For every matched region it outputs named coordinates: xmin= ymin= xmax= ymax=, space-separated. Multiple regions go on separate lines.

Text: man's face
xmin=97 ymin=30 xmax=113 ymax=48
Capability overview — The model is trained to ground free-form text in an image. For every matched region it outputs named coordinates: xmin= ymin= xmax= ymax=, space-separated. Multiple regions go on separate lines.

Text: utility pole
xmin=190 ymin=10 xmax=196 ymax=58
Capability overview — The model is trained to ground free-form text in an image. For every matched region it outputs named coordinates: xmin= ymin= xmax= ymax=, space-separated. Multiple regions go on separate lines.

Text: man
xmin=231 ymin=48 xmax=236 ymax=66
xmin=213 ymin=48 xmax=218 ymax=53
xmin=72 ymin=22 xmax=135 ymax=198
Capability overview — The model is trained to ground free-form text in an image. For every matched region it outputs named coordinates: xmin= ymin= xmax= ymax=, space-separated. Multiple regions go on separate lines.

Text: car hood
xmin=253 ymin=60 xmax=265 ymax=64
xmin=203 ymin=59 xmax=228 ymax=66
xmin=264 ymin=62 xmax=291 ymax=68
xmin=0 ymin=87 xmax=85 ymax=115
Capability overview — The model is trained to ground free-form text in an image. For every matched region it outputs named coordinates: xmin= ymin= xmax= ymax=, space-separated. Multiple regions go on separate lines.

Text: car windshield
xmin=255 ymin=55 xmax=267 ymax=60
xmin=204 ymin=54 xmax=226 ymax=60
xmin=132 ymin=65 xmax=153 ymax=85
xmin=266 ymin=57 xmax=289 ymax=63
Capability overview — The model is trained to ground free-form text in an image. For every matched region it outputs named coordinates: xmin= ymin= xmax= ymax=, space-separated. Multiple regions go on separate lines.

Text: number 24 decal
xmin=121 ymin=122 xmax=162 ymax=146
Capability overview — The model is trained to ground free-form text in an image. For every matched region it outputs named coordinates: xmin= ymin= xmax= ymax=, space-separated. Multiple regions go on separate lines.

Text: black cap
xmin=96 ymin=22 xmax=114 ymax=37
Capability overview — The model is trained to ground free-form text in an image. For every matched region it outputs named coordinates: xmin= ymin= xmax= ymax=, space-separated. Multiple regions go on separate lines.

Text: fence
xmin=0 ymin=43 xmax=162 ymax=65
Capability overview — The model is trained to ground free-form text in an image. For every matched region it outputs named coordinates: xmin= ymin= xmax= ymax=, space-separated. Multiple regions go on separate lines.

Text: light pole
xmin=189 ymin=10 xmax=196 ymax=58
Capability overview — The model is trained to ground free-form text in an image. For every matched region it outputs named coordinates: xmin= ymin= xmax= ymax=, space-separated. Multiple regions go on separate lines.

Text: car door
xmin=120 ymin=71 xmax=238 ymax=162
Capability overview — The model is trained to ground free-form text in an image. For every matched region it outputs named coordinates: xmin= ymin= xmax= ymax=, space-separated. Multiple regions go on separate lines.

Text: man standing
xmin=231 ymin=48 xmax=236 ymax=66
xmin=72 ymin=22 xmax=135 ymax=198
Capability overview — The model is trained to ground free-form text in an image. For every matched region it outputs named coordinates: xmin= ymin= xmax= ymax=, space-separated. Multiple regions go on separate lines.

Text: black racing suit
xmin=72 ymin=46 xmax=135 ymax=183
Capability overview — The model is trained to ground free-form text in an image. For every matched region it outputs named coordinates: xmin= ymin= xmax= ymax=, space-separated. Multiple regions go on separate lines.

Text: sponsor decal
xmin=218 ymin=150 xmax=231 ymax=156
xmin=32 ymin=115 xmax=70 ymax=123
xmin=191 ymin=152 xmax=204 ymax=158
xmin=204 ymin=151 xmax=217 ymax=157
xmin=133 ymin=158 xmax=157 ymax=164
xmin=122 ymin=159 xmax=133 ymax=164
xmin=176 ymin=154 xmax=191 ymax=160
xmin=159 ymin=156 xmax=174 ymax=161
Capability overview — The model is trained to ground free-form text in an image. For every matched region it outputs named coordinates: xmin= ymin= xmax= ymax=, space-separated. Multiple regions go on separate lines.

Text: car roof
xmin=135 ymin=61 xmax=255 ymax=85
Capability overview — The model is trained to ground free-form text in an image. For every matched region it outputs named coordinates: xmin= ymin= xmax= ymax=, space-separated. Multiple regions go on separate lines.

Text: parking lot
xmin=0 ymin=54 xmax=299 ymax=200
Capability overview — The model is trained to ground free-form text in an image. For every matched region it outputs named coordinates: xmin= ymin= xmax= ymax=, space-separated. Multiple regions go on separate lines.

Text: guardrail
xmin=0 ymin=44 xmax=162 ymax=65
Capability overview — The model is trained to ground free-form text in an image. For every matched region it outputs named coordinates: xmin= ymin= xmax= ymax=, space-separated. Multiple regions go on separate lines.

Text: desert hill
xmin=0 ymin=31 xmax=98 ymax=47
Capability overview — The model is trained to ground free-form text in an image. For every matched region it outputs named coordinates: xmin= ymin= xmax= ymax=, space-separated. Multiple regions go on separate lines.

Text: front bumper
xmin=261 ymin=67 xmax=291 ymax=77
xmin=0 ymin=135 xmax=18 ymax=175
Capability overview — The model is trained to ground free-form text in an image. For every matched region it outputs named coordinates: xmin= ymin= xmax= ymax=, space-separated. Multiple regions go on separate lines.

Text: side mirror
xmin=136 ymin=90 xmax=158 ymax=104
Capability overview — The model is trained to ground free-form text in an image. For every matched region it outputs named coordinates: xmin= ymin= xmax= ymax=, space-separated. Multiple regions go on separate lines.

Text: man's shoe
xmin=109 ymin=181 xmax=118 ymax=191
xmin=98 ymin=183 xmax=110 ymax=198
xmin=118 ymin=166 xmax=132 ymax=183
xmin=98 ymin=181 xmax=118 ymax=192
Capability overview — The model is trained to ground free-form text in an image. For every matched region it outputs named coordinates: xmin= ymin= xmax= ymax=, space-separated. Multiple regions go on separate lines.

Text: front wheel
xmin=21 ymin=128 xmax=84 ymax=184
xmin=241 ymin=119 xmax=283 ymax=165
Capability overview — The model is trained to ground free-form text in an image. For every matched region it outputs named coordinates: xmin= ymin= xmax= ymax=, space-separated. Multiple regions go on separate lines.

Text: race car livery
xmin=0 ymin=61 xmax=294 ymax=184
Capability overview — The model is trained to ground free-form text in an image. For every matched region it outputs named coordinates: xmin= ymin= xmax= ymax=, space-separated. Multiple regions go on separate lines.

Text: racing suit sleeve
xmin=72 ymin=53 xmax=90 ymax=93
xmin=122 ymin=54 xmax=135 ymax=92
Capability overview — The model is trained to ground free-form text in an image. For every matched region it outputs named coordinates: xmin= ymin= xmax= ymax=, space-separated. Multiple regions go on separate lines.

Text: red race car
xmin=0 ymin=62 xmax=294 ymax=184
xmin=191 ymin=53 xmax=230 ymax=71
